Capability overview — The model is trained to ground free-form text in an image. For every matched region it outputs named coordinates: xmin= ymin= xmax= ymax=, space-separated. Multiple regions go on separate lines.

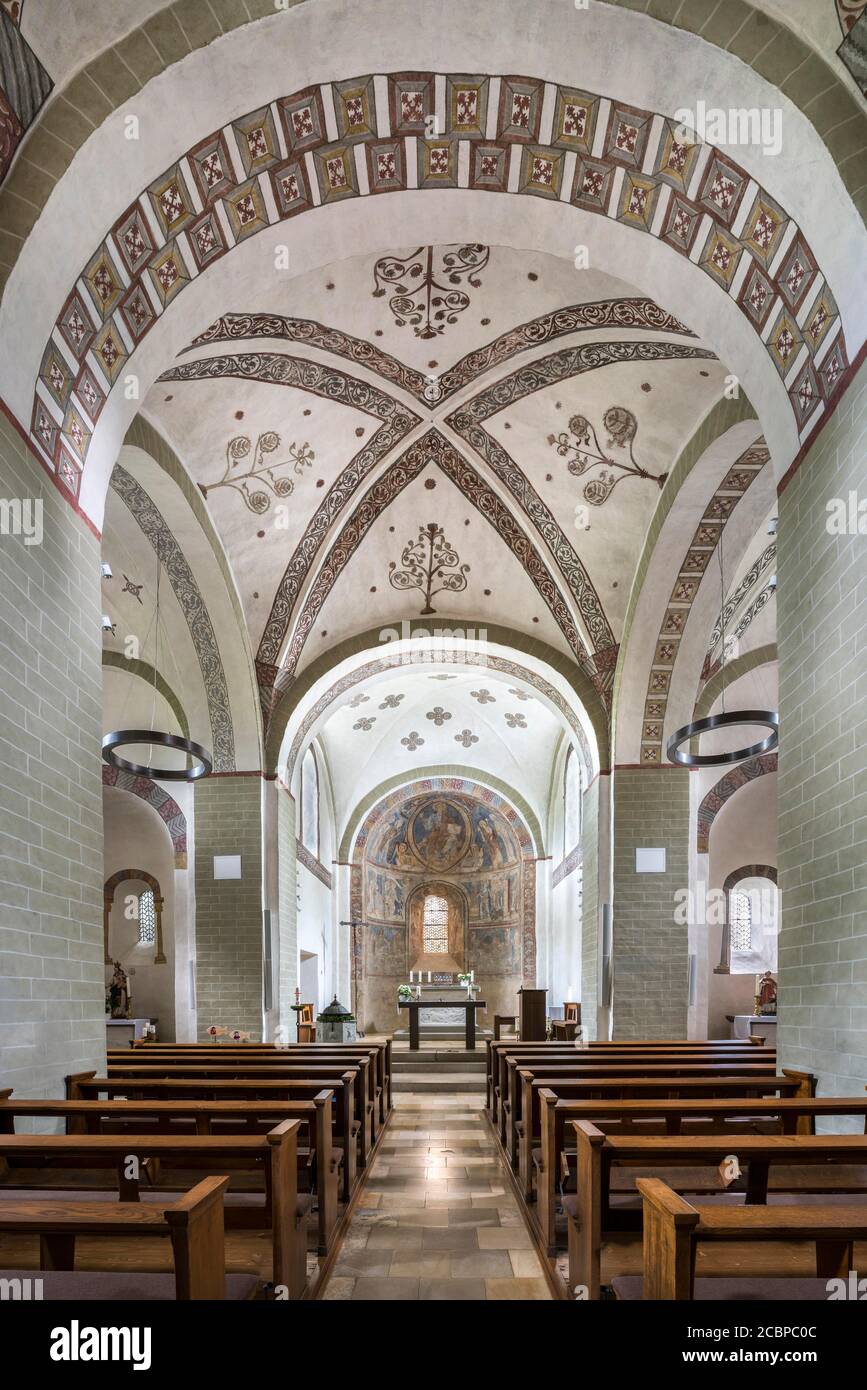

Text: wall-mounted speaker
xmin=688 ymin=953 xmax=697 ymax=1007
xmin=188 ymin=959 xmax=196 ymax=1010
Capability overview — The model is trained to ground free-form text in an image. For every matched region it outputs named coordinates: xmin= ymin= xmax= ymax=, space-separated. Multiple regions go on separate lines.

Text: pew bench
xmin=105 ymin=1060 xmax=376 ymax=1161
xmin=567 ymin=1125 xmax=867 ymax=1298
xmin=0 ymin=1176 xmax=260 ymax=1299
xmin=69 ymin=1073 xmax=359 ymax=1204
xmin=612 ymin=1177 xmax=867 ymax=1300
xmin=0 ymin=1122 xmax=308 ymax=1298
xmin=0 ymin=1094 xmax=340 ymax=1255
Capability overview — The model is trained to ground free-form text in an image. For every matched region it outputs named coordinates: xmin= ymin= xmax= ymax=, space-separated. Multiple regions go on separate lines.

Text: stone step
xmin=393 ymin=1027 xmax=493 ymax=1041
xmin=391 ymin=1061 xmax=489 ymax=1073
xmin=392 ymin=1049 xmax=485 ymax=1064
xmin=392 ymin=1073 xmax=486 ymax=1093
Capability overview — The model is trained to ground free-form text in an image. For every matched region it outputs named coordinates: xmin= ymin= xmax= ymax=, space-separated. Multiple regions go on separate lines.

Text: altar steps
xmin=391 ymin=1049 xmax=486 ymax=1093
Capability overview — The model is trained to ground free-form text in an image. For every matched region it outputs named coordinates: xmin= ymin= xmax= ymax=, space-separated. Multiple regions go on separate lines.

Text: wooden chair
xmin=297 ymin=1004 xmax=316 ymax=1043
xmin=493 ymin=1015 xmax=516 ymax=1040
xmin=564 ymin=1002 xmax=581 ymax=1024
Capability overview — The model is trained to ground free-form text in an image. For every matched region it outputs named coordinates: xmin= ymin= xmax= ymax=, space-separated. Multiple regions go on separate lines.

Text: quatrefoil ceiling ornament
xmin=548 ymin=406 xmax=667 ymax=506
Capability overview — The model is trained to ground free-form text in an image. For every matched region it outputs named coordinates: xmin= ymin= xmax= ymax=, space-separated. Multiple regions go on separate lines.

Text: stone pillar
xmin=777 ymin=358 xmax=867 ymax=1103
xmin=0 ymin=412 xmax=105 ymax=1095
xmin=193 ymin=774 xmax=263 ymax=1039
xmin=611 ymin=766 xmax=690 ymax=1038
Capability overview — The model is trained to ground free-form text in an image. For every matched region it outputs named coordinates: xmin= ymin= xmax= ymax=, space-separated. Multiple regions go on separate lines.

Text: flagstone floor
xmin=319 ymin=1094 xmax=553 ymax=1301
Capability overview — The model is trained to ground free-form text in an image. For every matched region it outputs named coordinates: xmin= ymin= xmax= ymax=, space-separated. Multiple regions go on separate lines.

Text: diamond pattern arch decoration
xmin=28 ymin=71 xmax=848 ymax=504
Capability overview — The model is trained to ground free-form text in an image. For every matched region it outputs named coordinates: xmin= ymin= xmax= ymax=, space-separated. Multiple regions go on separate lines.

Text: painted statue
xmin=109 ymin=960 xmax=130 ymax=1019
xmin=757 ymin=971 xmax=777 ymax=1015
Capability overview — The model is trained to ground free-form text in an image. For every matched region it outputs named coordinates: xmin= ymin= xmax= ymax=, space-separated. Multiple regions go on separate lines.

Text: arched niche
xmin=103 ymin=868 xmax=166 ymax=966
xmin=407 ymin=881 xmax=468 ymax=972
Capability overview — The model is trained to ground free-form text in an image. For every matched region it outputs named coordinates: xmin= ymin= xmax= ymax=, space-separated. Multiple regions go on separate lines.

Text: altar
xmin=398 ymin=998 xmax=486 ymax=1050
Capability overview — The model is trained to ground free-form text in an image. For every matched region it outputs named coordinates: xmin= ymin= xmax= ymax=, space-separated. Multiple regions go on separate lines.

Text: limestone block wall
xmin=0 ymin=413 xmax=105 ymax=1096
xmin=580 ymin=775 xmax=601 ymax=1039
xmin=193 ymin=774 xmax=263 ymax=1039
xmin=777 ymin=358 xmax=867 ymax=1104
xmin=612 ymin=766 xmax=690 ymax=1038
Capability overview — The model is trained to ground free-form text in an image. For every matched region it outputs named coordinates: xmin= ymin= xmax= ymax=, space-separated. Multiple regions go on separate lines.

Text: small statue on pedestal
xmin=108 ymin=959 xmax=130 ymax=1019
xmin=755 ymin=971 xmax=777 ymax=1016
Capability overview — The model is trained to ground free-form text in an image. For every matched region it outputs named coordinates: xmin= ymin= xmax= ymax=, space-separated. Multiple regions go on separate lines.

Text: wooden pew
xmin=68 ymin=1073 xmax=358 ymax=1205
xmin=534 ymin=1082 xmax=867 ymax=1254
xmin=0 ymin=1121 xmax=308 ymax=1298
xmin=568 ymin=1124 xmax=867 ymax=1298
xmin=486 ymin=1040 xmax=774 ymax=1122
xmin=0 ymin=1175 xmax=246 ymax=1299
xmin=0 ymin=1094 xmax=340 ymax=1255
xmin=105 ymin=1058 xmax=377 ymax=1158
xmin=115 ymin=1042 xmax=393 ymax=1125
xmin=624 ymin=1176 xmax=867 ymax=1300
xmin=499 ymin=1055 xmax=778 ymax=1159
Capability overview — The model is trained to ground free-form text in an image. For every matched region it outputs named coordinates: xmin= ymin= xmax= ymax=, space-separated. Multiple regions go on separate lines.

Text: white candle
xmin=428 ymin=971 xmax=432 ymax=984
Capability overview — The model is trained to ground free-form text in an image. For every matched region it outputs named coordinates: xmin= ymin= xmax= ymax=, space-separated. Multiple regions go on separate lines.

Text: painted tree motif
xmin=202 ymin=430 xmax=315 ymax=513
xmin=548 ymin=406 xmax=667 ymax=506
xmin=372 ymin=244 xmax=490 ymax=339
xmin=389 ymin=521 xmax=470 ymax=615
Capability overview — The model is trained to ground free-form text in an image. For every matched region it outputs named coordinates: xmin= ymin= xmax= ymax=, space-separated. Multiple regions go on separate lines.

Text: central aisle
xmin=320 ymin=1093 xmax=553 ymax=1300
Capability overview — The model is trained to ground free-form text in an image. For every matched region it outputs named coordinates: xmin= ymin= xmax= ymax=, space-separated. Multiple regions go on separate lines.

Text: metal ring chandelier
xmin=102 ymin=730 xmax=212 ymax=781
xmin=666 ymin=710 xmax=779 ymax=768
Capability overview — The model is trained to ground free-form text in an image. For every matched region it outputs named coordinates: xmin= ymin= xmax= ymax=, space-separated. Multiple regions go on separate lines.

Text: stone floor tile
xmin=449 ymin=1249 xmax=513 ymax=1278
xmin=477 ymin=1226 xmax=533 ymax=1249
xmin=485 ymin=1277 xmax=551 ymax=1300
xmin=366 ymin=1227 xmax=424 ymax=1249
xmin=321 ymin=1276 xmax=356 ymax=1300
xmin=510 ymin=1250 xmax=547 ymax=1277
xmin=352 ymin=1277 xmax=419 ymax=1300
xmin=332 ymin=1248 xmax=392 ymax=1278
xmin=421 ymin=1225 xmax=480 ymax=1251
xmin=419 ymin=1278 xmax=487 ymax=1300
xmin=389 ymin=1253 xmax=452 ymax=1278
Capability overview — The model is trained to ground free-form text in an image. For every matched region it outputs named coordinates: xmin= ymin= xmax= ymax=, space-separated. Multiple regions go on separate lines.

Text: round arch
xmin=273 ymin=622 xmax=605 ymax=783
xmin=696 ymin=752 xmax=778 ymax=853
xmin=103 ymin=867 xmax=166 ymax=966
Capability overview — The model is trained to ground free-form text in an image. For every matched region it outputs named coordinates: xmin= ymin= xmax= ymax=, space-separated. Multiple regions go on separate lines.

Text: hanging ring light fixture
xmin=102 ymin=533 xmax=212 ymax=782
xmin=666 ymin=710 xmax=778 ymax=767
xmin=101 ymin=729 xmax=212 ymax=780
xmin=664 ymin=525 xmax=778 ymax=768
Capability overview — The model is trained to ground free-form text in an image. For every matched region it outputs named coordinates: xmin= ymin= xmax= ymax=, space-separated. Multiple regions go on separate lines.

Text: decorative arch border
xmin=694 ymin=643 xmax=778 ymax=724
xmin=348 ymin=773 xmax=538 ymax=985
xmin=347 ymin=773 xmax=540 ymax=864
xmin=29 ymin=70 xmax=847 ymax=505
xmin=723 ymin=863 xmax=778 ymax=895
xmin=273 ymin=428 xmax=601 ymax=706
xmin=102 ymin=762 xmax=187 ymax=867
xmin=274 ymin=622 xmax=604 ymax=780
xmin=696 ymin=752 xmax=777 ymax=853
xmin=103 ymin=867 xmax=165 ymax=966
xmin=182 ymin=297 xmax=697 ymax=407
xmin=4 ymin=1 xmax=864 ymax=310
xmin=640 ymin=437 xmax=770 ymax=764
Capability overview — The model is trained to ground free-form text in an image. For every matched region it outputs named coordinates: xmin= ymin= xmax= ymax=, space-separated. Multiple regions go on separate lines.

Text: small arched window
xmin=301 ymin=746 xmax=320 ymax=857
xmin=139 ymin=888 xmax=156 ymax=946
xmin=729 ymin=891 xmax=752 ymax=952
xmin=563 ymin=745 xmax=581 ymax=855
xmin=422 ymin=894 xmax=449 ymax=954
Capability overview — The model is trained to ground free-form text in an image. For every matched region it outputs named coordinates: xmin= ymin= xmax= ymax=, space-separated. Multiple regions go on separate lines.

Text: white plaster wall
xmin=706 ymin=772 xmax=778 ymax=1038
xmin=103 ymin=785 xmax=176 ymax=1038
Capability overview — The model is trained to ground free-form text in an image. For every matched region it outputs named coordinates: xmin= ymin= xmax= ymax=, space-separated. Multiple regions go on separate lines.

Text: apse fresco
xmin=363 ymin=791 xmax=527 ymax=988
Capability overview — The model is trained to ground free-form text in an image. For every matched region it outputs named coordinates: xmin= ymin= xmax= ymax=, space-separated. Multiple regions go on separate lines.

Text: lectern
xmin=518 ymin=987 xmax=547 ymax=1041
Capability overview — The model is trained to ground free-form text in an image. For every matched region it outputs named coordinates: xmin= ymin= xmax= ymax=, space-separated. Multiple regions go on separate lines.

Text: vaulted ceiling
xmin=2 ymin=0 xmax=865 ymax=809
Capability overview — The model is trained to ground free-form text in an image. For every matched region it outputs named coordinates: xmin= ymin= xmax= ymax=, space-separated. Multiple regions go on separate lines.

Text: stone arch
xmin=103 ymin=867 xmax=165 ymax=966
xmin=3 ymin=0 xmax=862 ymax=306
xmin=16 ymin=55 xmax=855 ymax=517
xmin=101 ymin=763 xmax=187 ymax=866
xmin=696 ymin=752 xmax=777 ymax=853
xmin=723 ymin=863 xmax=778 ymax=895
xmin=272 ymin=624 xmax=605 ymax=782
